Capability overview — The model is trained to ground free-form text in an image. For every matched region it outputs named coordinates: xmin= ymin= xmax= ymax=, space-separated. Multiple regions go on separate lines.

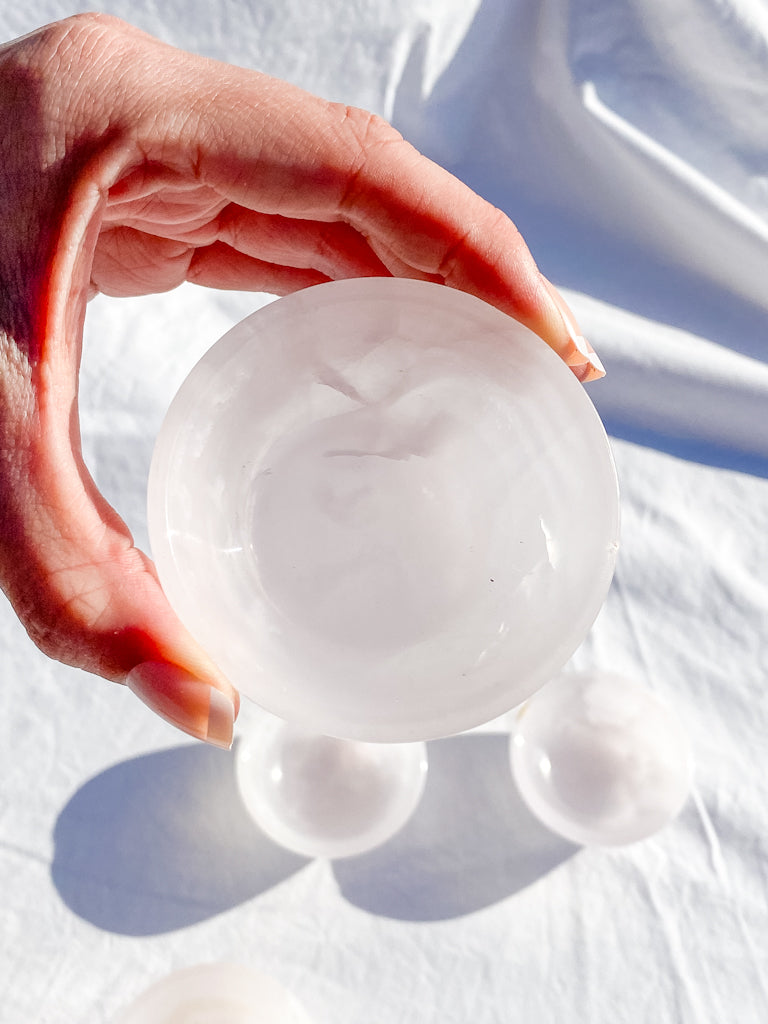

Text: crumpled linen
xmin=0 ymin=2 xmax=766 ymax=1022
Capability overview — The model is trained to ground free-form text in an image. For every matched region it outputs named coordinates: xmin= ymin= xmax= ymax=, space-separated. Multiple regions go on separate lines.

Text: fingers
xmin=125 ymin=662 xmax=235 ymax=749
xmin=0 ymin=90 xmax=239 ymax=747
xmin=187 ymin=243 xmax=331 ymax=293
xmin=92 ymin=228 xmax=195 ymax=296
xmin=333 ymin=122 xmax=605 ymax=380
xmin=192 ymin=90 xmax=603 ymax=377
xmin=91 ymin=225 xmax=331 ymax=297
xmin=0 ymin=10 xmax=605 ymax=760
xmin=538 ymin=276 xmax=605 ymax=382
xmin=37 ymin=14 xmax=602 ymax=378
xmin=0 ymin=420 xmax=239 ymax=748
xmin=91 ymin=211 xmax=392 ymax=296
xmin=213 ymin=205 xmax=392 ymax=280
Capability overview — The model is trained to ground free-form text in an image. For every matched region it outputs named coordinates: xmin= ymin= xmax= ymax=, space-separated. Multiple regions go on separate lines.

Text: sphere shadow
xmin=333 ymin=732 xmax=578 ymax=921
xmin=51 ymin=742 xmax=308 ymax=936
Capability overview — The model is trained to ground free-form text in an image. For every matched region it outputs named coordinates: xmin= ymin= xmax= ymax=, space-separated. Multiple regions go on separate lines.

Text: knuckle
xmin=23 ymin=608 xmax=72 ymax=663
xmin=338 ymin=104 xmax=403 ymax=152
xmin=0 ymin=13 xmax=133 ymax=130
xmin=7 ymin=12 xmax=122 ymax=68
xmin=332 ymin=105 xmax=407 ymax=212
xmin=16 ymin=586 xmax=80 ymax=665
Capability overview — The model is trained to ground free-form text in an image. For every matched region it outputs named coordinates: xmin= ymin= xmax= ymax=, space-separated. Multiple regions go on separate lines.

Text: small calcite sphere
xmin=235 ymin=714 xmax=428 ymax=859
xmin=510 ymin=672 xmax=693 ymax=846
xmin=148 ymin=278 xmax=619 ymax=741
xmin=114 ymin=963 xmax=313 ymax=1024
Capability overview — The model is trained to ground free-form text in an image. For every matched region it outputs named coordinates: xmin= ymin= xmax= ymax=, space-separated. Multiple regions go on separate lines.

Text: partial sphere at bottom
xmin=113 ymin=963 xmax=313 ymax=1024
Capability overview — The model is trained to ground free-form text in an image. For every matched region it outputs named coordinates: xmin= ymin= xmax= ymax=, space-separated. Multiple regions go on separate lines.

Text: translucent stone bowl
xmin=148 ymin=278 xmax=619 ymax=741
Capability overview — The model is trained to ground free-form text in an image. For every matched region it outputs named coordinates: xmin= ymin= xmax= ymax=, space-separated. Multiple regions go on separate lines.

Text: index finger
xmin=112 ymin=33 xmax=601 ymax=379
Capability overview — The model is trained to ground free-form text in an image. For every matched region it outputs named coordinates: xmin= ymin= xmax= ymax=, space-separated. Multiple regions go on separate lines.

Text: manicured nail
xmin=126 ymin=661 xmax=235 ymax=749
xmin=540 ymin=277 xmax=605 ymax=382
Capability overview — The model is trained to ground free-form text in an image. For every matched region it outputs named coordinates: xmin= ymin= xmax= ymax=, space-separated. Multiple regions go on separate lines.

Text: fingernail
xmin=126 ymin=661 xmax=235 ymax=750
xmin=540 ymin=277 xmax=605 ymax=382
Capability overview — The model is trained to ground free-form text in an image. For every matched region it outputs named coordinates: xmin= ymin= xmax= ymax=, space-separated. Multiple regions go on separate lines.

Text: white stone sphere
xmin=114 ymin=963 xmax=313 ymax=1024
xmin=510 ymin=672 xmax=694 ymax=846
xmin=235 ymin=714 xmax=428 ymax=859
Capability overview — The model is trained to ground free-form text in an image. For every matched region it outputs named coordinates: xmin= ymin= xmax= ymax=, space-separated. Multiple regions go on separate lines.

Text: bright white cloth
xmin=1 ymin=2 xmax=766 ymax=1022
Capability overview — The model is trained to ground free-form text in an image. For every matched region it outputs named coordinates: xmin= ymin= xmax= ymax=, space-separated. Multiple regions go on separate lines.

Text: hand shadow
xmin=333 ymin=732 xmax=577 ymax=921
xmin=51 ymin=742 xmax=308 ymax=936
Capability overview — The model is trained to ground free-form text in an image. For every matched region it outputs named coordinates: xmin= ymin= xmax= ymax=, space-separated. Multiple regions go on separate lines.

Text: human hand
xmin=0 ymin=13 xmax=603 ymax=747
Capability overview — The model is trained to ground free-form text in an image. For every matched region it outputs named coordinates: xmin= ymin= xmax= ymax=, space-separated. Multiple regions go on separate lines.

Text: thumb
xmin=0 ymin=142 xmax=238 ymax=749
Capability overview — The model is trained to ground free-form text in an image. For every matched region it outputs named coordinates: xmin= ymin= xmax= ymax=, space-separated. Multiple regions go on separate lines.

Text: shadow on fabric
xmin=52 ymin=733 xmax=574 ymax=932
xmin=391 ymin=0 xmax=768 ymax=479
xmin=334 ymin=732 xmax=577 ymax=921
xmin=392 ymin=0 xmax=768 ymax=364
xmin=51 ymin=742 xmax=308 ymax=936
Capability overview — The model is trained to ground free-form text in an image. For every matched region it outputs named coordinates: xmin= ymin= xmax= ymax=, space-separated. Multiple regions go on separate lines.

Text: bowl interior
xmin=148 ymin=278 xmax=619 ymax=741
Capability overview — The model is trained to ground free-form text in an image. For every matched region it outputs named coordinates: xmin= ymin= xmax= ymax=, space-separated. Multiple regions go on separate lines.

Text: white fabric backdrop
xmin=1 ymin=2 xmax=766 ymax=1021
